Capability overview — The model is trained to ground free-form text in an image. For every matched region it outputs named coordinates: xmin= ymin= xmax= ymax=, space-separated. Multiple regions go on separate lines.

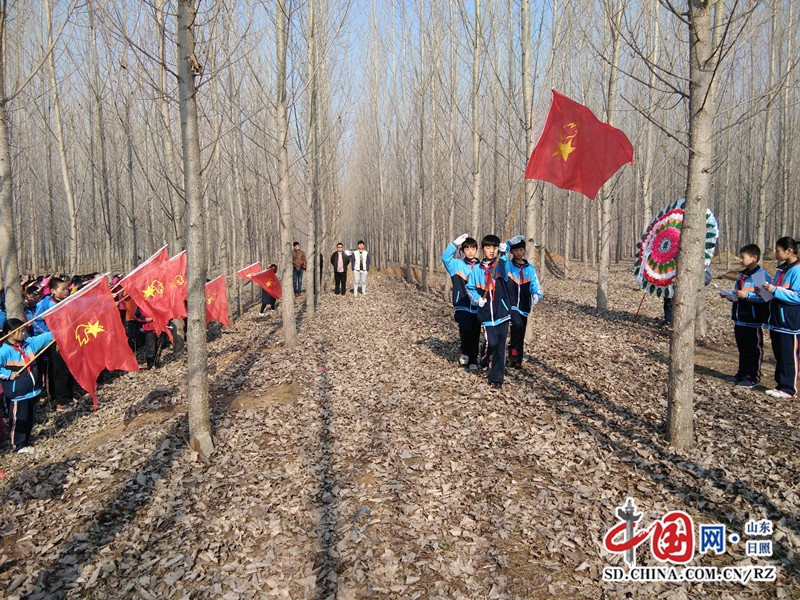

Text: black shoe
xmin=737 ymin=378 xmax=759 ymax=388
xmin=726 ymin=375 xmax=744 ymax=383
xmin=489 ymin=381 xmax=503 ymax=389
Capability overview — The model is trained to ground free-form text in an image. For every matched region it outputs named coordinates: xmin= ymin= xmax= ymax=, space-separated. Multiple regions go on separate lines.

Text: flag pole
xmin=10 ymin=340 xmax=56 ymax=377
xmin=483 ymin=181 xmax=527 ymax=299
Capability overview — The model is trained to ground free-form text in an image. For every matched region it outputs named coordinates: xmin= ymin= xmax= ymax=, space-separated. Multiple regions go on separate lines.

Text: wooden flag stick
xmin=482 ymin=181 xmax=527 ymax=300
xmin=633 ymin=293 xmax=646 ymax=324
xmin=11 ymin=340 xmax=56 ymax=378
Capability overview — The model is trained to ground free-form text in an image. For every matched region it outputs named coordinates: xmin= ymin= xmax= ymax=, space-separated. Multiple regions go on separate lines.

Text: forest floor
xmin=1 ymin=259 xmax=798 ymax=600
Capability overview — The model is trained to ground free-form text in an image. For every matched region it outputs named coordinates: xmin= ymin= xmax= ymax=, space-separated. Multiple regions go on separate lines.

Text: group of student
xmin=442 ymin=232 xmax=541 ymax=389
xmin=722 ymin=236 xmax=800 ymax=399
xmin=0 ymin=273 xmax=182 ymax=454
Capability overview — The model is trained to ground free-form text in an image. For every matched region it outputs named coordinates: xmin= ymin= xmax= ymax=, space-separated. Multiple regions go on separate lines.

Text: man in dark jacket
xmin=330 ymin=243 xmax=350 ymax=295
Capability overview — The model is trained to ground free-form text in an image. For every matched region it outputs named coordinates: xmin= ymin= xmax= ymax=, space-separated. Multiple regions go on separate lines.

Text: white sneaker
xmin=468 ymin=364 xmax=478 ymax=373
xmin=15 ymin=446 xmax=33 ymax=454
xmin=458 ymin=354 xmax=469 ymax=366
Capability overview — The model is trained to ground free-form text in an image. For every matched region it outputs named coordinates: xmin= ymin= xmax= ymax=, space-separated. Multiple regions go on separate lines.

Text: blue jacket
xmin=0 ymin=332 xmax=53 ymax=401
xmin=466 ymin=253 xmax=511 ymax=327
xmin=728 ymin=267 xmax=771 ymax=327
xmin=506 ymin=259 xmax=542 ymax=317
xmin=768 ymin=259 xmax=800 ymax=334
xmin=32 ymin=295 xmax=59 ymax=335
xmin=441 ymin=242 xmax=480 ymax=313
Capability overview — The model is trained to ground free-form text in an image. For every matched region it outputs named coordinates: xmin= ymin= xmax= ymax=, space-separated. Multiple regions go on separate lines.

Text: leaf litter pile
xmin=1 ymin=260 xmax=798 ymax=599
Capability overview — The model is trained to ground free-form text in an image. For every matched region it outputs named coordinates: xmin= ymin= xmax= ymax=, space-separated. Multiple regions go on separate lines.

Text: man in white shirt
xmin=351 ymin=241 xmax=370 ymax=295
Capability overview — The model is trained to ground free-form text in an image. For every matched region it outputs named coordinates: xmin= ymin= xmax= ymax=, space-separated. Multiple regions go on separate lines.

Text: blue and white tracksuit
xmin=466 ymin=253 xmax=511 ymax=384
xmin=442 ymin=243 xmax=481 ymax=365
xmin=32 ymin=295 xmax=58 ymax=335
xmin=726 ymin=267 xmax=771 ymax=383
xmin=767 ymin=259 xmax=800 ymax=396
xmin=0 ymin=332 xmax=54 ymax=450
xmin=506 ymin=259 xmax=542 ymax=366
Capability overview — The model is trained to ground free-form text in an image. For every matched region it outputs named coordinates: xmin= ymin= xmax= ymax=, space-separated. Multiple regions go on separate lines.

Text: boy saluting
xmin=466 ymin=234 xmax=514 ymax=389
xmin=441 ymin=233 xmax=481 ymax=371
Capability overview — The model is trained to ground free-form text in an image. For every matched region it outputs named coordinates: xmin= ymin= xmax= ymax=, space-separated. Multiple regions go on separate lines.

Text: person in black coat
xmin=330 ymin=243 xmax=350 ymax=295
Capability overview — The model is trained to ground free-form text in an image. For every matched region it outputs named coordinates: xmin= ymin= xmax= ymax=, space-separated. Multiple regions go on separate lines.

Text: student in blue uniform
xmin=719 ymin=244 xmax=771 ymax=387
xmin=506 ymin=237 xmax=541 ymax=369
xmin=466 ymin=235 xmax=510 ymax=389
xmin=761 ymin=237 xmax=800 ymax=399
xmin=0 ymin=318 xmax=53 ymax=453
xmin=441 ymin=233 xmax=480 ymax=371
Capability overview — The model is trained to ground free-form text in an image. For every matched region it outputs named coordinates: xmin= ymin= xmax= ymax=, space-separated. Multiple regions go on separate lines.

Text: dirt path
xmin=1 ymin=264 xmax=798 ymax=599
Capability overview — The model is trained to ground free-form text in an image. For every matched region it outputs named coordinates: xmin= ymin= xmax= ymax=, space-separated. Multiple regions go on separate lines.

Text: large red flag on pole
xmin=40 ymin=276 xmax=140 ymax=410
xmin=205 ymin=275 xmax=230 ymax=327
xmin=250 ymin=268 xmax=282 ymax=299
xmin=525 ymin=90 xmax=634 ymax=199
xmin=120 ymin=247 xmax=175 ymax=341
xmin=237 ymin=262 xmax=262 ymax=281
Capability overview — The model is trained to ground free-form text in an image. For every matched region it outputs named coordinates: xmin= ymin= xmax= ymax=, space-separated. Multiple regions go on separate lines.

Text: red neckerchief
xmin=10 ymin=342 xmax=32 ymax=375
xmin=775 ymin=259 xmax=800 ymax=287
xmin=482 ymin=260 xmax=497 ymax=300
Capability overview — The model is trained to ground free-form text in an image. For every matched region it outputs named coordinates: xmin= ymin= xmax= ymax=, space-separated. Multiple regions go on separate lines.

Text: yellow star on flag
xmin=265 ymin=280 xmax=273 ymax=286
xmin=206 ymin=293 xmax=216 ymax=306
xmin=553 ymin=139 xmax=576 ymax=162
xmin=75 ymin=321 xmax=105 ymax=346
xmin=142 ymin=284 xmax=157 ymax=299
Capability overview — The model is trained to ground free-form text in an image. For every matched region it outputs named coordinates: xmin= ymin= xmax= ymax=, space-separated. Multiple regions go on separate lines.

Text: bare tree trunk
xmin=276 ymin=0 xmax=299 ymax=348
xmin=87 ymin=0 xmax=113 ymax=272
xmin=668 ymin=0 xmax=716 ymax=449
xmin=470 ymin=0 xmax=481 ymax=234
xmin=641 ymin=0 xmax=659 ymax=226
xmin=756 ymin=4 xmax=777 ymax=252
xmin=158 ymin=0 xmax=183 ymax=249
xmin=597 ymin=0 xmax=623 ymax=311
xmin=0 ymin=3 xmax=23 ymax=319
xmin=45 ymin=0 xmax=78 ymax=274
xmin=305 ymin=0 xmax=318 ymax=317
xmin=177 ymin=0 xmax=214 ymax=459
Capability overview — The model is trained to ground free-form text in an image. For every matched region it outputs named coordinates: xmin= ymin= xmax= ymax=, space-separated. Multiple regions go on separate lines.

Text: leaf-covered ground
xmin=1 ymin=260 xmax=798 ymax=599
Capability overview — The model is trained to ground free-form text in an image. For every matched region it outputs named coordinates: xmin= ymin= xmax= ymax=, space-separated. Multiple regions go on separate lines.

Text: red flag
xmin=237 ymin=262 xmax=262 ymax=281
xmin=205 ymin=275 xmax=230 ymax=327
xmin=250 ymin=268 xmax=282 ymax=299
xmin=120 ymin=247 xmax=175 ymax=341
xmin=525 ymin=90 xmax=634 ymax=199
xmin=164 ymin=251 xmax=188 ymax=320
xmin=42 ymin=276 xmax=139 ymax=409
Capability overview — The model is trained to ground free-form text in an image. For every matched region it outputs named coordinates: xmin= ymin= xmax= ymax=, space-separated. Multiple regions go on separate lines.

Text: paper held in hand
xmin=749 ymin=271 xmax=774 ymax=300
xmin=713 ymin=283 xmax=737 ymax=302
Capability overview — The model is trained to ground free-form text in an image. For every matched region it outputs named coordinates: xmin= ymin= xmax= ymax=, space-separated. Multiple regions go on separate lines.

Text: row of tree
xmin=0 ymin=0 xmax=796 ymax=450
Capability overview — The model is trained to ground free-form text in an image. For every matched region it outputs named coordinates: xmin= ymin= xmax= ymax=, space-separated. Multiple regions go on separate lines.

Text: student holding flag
xmin=441 ymin=233 xmax=480 ymax=370
xmin=1 ymin=318 xmax=53 ymax=453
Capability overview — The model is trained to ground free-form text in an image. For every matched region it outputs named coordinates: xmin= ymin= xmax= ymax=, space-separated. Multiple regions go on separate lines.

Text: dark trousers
xmin=47 ymin=345 xmax=76 ymax=406
xmin=482 ymin=321 xmax=509 ymax=384
xmin=734 ymin=325 xmax=763 ymax=382
xmin=334 ymin=271 xmax=347 ymax=295
xmin=663 ymin=296 xmax=673 ymax=326
xmin=770 ymin=330 xmax=799 ymax=396
xmin=293 ymin=268 xmax=304 ymax=294
xmin=143 ymin=331 xmax=170 ymax=368
xmin=8 ymin=396 xmax=36 ymax=450
xmin=509 ymin=310 xmax=528 ymax=366
xmin=125 ymin=320 xmax=138 ymax=351
xmin=454 ymin=311 xmax=480 ymax=365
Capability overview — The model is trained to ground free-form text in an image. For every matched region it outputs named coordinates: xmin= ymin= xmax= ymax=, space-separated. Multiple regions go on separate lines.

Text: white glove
xmin=344 ymin=250 xmax=353 ymax=256
xmin=477 ymin=297 xmax=487 ymax=308
xmin=453 ymin=233 xmax=469 ymax=246
xmin=509 ymin=235 xmax=524 ymax=246
xmin=499 ymin=242 xmax=508 ymax=253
